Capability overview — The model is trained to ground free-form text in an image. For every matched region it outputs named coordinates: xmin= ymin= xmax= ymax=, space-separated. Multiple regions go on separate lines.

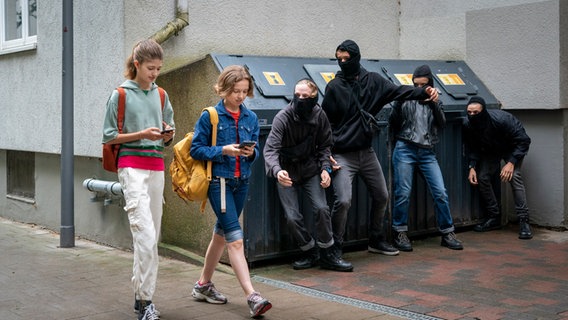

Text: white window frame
xmin=0 ymin=0 xmax=37 ymax=55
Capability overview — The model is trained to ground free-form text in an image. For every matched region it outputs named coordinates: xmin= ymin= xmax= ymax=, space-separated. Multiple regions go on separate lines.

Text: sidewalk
xmin=2 ymin=216 xmax=568 ymax=320
xmin=0 ymin=217 xmax=399 ymax=320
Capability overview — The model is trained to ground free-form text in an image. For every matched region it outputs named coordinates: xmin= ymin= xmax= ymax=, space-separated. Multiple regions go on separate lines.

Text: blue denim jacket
xmin=190 ymin=100 xmax=260 ymax=179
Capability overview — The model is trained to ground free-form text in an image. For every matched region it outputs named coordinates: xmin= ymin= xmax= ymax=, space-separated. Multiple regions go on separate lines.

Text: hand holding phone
xmin=161 ymin=128 xmax=174 ymax=134
xmin=238 ymin=141 xmax=256 ymax=148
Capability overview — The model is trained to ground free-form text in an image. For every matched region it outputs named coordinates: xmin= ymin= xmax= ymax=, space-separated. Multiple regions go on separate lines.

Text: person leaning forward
xmin=264 ymin=78 xmax=353 ymax=272
xmin=463 ymin=96 xmax=533 ymax=240
xmin=321 ymin=40 xmax=439 ymax=268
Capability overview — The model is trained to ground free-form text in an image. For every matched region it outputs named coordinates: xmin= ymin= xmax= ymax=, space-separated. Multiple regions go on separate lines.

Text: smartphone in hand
xmin=238 ymin=141 xmax=255 ymax=148
xmin=161 ymin=128 xmax=174 ymax=134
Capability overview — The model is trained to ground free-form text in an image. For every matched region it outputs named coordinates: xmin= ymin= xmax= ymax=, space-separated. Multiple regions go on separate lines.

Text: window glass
xmin=1 ymin=0 xmax=38 ymax=54
xmin=7 ymin=150 xmax=36 ymax=200
xmin=28 ymin=0 xmax=36 ymax=36
xmin=4 ymin=0 xmax=22 ymax=41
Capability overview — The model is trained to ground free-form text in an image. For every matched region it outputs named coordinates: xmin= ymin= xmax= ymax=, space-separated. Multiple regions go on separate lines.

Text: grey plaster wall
xmin=506 ymin=111 xmax=566 ymax=227
xmin=398 ymin=0 xmax=550 ymax=61
xmin=124 ymin=0 xmax=401 ymax=74
xmin=1 ymin=152 xmax=134 ymax=249
xmin=466 ymin=1 xmax=561 ymax=110
xmin=464 ymin=1 xmax=566 ymax=226
xmin=0 ymin=1 xmax=125 ymax=157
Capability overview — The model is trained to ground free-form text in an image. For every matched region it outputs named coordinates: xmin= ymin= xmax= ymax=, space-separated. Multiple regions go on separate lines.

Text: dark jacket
xmin=390 ymin=100 xmax=446 ymax=148
xmin=263 ymin=103 xmax=332 ymax=184
xmin=463 ymin=109 xmax=531 ymax=167
xmin=321 ymin=67 xmax=430 ymax=153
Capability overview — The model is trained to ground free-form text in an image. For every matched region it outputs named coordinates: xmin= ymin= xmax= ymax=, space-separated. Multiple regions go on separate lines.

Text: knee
xmin=336 ymin=198 xmax=351 ymax=210
xmin=227 ymin=239 xmax=244 ymax=251
xmin=375 ymin=190 xmax=389 ymax=203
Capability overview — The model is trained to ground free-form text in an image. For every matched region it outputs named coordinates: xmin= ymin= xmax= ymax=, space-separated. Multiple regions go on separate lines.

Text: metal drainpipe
xmin=150 ymin=0 xmax=189 ymax=44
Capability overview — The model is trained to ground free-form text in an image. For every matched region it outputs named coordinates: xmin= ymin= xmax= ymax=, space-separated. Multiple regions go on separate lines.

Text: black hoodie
xmin=463 ymin=96 xmax=531 ymax=167
xmin=322 ymin=40 xmax=431 ymax=153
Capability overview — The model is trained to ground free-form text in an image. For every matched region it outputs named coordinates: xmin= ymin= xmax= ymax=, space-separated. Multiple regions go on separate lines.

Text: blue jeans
xmin=392 ymin=141 xmax=454 ymax=233
xmin=207 ymin=177 xmax=249 ymax=243
xmin=277 ymin=174 xmax=333 ymax=251
xmin=331 ymin=148 xmax=389 ymax=244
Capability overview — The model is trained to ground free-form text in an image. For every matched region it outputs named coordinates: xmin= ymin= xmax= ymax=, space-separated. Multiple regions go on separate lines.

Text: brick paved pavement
xmin=255 ymin=224 xmax=568 ymax=320
xmin=2 ymin=216 xmax=568 ymax=320
xmin=0 ymin=217 xmax=400 ymax=320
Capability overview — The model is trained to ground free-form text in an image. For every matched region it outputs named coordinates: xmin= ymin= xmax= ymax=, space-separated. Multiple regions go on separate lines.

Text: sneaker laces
xmin=248 ymin=292 xmax=263 ymax=303
xmin=141 ymin=303 xmax=160 ymax=320
xmin=397 ymin=232 xmax=410 ymax=242
xmin=207 ymin=282 xmax=221 ymax=295
xmin=446 ymin=232 xmax=457 ymax=240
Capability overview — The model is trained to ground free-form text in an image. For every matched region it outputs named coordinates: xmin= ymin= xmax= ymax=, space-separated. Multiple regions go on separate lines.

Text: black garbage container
xmin=212 ymin=54 xmax=499 ymax=264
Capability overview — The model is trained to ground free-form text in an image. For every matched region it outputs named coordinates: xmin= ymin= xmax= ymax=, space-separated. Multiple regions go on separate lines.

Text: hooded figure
xmin=412 ymin=64 xmax=435 ymax=88
xmin=466 ymin=96 xmax=491 ymax=129
xmin=336 ymin=39 xmax=361 ymax=80
xmin=462 ymin=96 xmax=533 ymax=239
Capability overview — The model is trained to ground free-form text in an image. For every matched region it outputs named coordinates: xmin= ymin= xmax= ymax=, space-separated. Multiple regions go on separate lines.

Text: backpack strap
xmin=117 ymin=87 xmax=165 ymax=132
xmin=116 ymin=87 xmax=126 ymax=133
xmin=202 ymin=106 xmax=219 ymax=213
xmin=158 ymin=87 xmax=166 ymax=110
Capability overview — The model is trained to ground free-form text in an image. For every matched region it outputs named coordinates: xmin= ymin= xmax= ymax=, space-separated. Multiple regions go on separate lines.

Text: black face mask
xmin=467 ymin=109 xmax=490 ymax=128
xmin=338 ymin=57 xmax=361 ymax=80
xmin=293 ymin=96 xmax=318 ymax=120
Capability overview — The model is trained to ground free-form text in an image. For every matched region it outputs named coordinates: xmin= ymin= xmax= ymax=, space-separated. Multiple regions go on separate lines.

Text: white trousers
xmin=118 ymin=167 xmax=164 ymax=301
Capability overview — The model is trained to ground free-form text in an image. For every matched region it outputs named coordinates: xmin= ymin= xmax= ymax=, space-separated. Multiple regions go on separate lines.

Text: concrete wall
xmin=124 ymin=0 xmax=401 ymax=75
xmin=398 ymin=0 xmax=567 ymax=227
xmin=465 ymin=1 xmax=566 ymax=226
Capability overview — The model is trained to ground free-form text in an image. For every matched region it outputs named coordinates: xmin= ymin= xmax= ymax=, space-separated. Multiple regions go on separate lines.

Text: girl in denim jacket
xmin=190 ymin=65 xmax=271 ymax=318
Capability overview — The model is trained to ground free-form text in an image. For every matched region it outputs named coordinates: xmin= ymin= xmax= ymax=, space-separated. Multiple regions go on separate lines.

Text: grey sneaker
xmin=192 ymin=281 xmax=228 ymax=304
xmin=138 ymin=302 xmax=160 ymax=320
xmin=247 ymin=292 xmax=272 ymax=318
xmin=393 ymin=231 xmax=413 ymax=252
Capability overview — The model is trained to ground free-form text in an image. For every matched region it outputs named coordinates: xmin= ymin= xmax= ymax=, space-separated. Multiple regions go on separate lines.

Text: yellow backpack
xmin=169 ymin=107 xmax=218 ymax=212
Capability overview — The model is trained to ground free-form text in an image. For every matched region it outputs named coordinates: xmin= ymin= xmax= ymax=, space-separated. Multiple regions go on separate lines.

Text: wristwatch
xmin=325 ymin=167 xmax=333 ymax=174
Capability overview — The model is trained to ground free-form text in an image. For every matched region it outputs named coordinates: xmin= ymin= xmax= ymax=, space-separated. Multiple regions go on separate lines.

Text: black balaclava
xmin=293 ymin=79 xmax=319 ymax=120
xmin=412 ymin=64 xmax=434 ymax=104
xmin=336 ymin=40 xmax=361 ymax=80
xmin=467 ymin=96 xmax=490 ymax=128
xmin=412 ymin=64 xmax=434 ymax=88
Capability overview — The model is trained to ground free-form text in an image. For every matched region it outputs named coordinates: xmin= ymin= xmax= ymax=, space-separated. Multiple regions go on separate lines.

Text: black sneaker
xmin=247 ymin=292 xmax=272 ymax=318
xmin=138 ymin=302 xmax=160 ymax=320
xmin=192 ymin=281 xmax=228 ymax=304
xmin=473 ymin=217 xmax=501 ymax=232
xmin=292 ymin=246 xmax=320 ymax=270
xmin=393 ymin=231 xmax=413 ymax=252
xmin=368 ymin=240 xmax=400 ymax=256
xmin=441 ymin=232 xmax=464 ymax=250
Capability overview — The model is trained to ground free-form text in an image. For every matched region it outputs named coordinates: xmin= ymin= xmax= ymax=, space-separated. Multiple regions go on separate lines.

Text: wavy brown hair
xmin=214 ymin=65 xmax=254 ymax=98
